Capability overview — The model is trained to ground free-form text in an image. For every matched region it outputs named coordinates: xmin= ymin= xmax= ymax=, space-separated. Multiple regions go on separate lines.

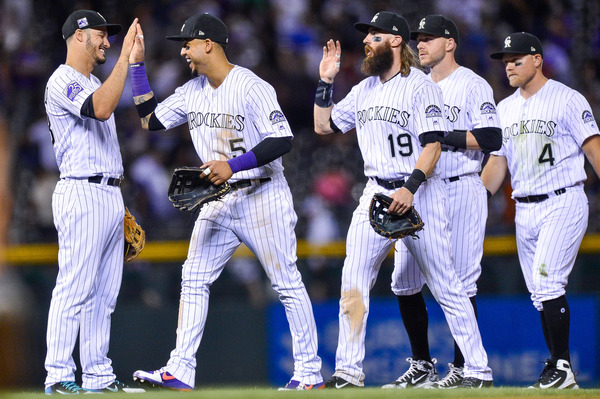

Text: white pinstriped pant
xmin=514 ymin=185 xmax=588 ymax=311
xmin=332 ymin=177 xmax=491 ymax=385
xmin=45 ymin=179 xmax=124 ymax=390
xmin=392 ymin=173 xmax=487 ymax=297
xmin=164 ymin=174 xmax=322 ymax=388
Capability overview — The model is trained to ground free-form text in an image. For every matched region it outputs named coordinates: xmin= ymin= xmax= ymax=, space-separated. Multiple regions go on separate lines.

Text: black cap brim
xmin=354 ymin=22 xmax=399 ymax=35
xmin=410 ymin=30 xmax=442 ymax=40
xmin=165 ymin=35 xmax=192 ymax=41
xmin=94 ymin=23 xmax=122 ymax=36
xmin=490 ymin=50 xmax=534 ymax=59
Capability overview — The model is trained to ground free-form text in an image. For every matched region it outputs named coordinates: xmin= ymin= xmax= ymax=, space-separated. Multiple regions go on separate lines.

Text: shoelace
xmin=461 ymin=377 xmax=481 ymax=388
xmin=398 ymin=358 xmax=431 ymax=382
xmin=438 ymin=367 xmax=463 ymax=387
xmin=60 ymin=381 xmax=83 ymax=392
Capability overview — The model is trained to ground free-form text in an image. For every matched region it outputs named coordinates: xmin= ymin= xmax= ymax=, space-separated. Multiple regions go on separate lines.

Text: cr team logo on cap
xmin=504 ymin=36 xmax=512 ymax=48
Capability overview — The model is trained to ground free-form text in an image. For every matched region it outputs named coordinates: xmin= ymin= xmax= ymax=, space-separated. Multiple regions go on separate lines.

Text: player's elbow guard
xmin=471 ymin=127 xmax=502 ymax=154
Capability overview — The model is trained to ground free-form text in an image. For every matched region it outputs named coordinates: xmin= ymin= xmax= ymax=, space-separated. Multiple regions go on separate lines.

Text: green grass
xmin=3 ymin=387 xmax=600 ymax=398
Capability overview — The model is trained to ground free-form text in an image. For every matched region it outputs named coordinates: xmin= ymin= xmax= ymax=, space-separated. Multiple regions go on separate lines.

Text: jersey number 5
xmin=387 ymin=133 xmax=413 ymax=157
xmin=229 ymin=138 xmax=247 ymax=157
xmin=538 ymin=143 xmax=555 ymax=166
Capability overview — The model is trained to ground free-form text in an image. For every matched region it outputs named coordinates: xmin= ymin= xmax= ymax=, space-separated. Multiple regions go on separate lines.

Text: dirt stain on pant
xmin=340 ymin=288 xmax=365 ymax=341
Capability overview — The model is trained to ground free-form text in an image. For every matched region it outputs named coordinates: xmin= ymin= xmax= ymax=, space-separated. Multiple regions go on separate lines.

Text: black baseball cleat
xmin=323 ymin=376 xmax=360 ymax=389
xmin=529 ymin=359 xmax=579 ymax=389
xmin=459 ymin=377 xmax=493 ymax=388
xmin=84 ymin=380 xmax=147 ymax=393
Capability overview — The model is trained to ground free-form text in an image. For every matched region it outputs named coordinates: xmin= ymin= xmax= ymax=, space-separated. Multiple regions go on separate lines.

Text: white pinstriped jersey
xmin=435 ymin=66 xmax=501 ymax=177
xmin=154 ymin=66 xmax=290 ymax=180
xmin=44 ymin=64 xmax=123 ymax=179
xmin=331 ymin=67 xmax=447 ymax=180
xmin=493 ymin=79 xmax=600 ymax=197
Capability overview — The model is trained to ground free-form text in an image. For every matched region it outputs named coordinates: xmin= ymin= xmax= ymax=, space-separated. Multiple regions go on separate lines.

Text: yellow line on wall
xmin=1 ymin=234 xmax=599 ymax=265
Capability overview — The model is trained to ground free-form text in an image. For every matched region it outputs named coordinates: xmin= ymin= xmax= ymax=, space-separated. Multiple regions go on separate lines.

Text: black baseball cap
xmin=410 ymin=15 xmax=459 ymax=44
xmin=354 ymin=11 xmax=410 ymax=41
xmin=166 ymin=13 xmax=229 ymax=46
xmin=490 ymin=32 xmax=543 ymax=59
xmin=62 ymin=10 xmax=122 ymax=40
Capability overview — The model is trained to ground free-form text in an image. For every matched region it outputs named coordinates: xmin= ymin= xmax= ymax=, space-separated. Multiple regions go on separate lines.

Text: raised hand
xmin=130 ymin=23 xmax=145 ymax=64
xmin=120 ymin=18 xmax=139 ymax=59
xmin=319 ymin=39 xmax=341 ymax=83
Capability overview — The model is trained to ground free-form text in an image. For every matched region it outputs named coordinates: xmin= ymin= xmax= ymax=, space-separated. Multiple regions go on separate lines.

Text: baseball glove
xmin=168 ymin=167 xmax=232 ymax=212
xmin=124 ymin=207 xmax=145 ymax=262
xmin=369 ymin=193 xmax=424 ymax=239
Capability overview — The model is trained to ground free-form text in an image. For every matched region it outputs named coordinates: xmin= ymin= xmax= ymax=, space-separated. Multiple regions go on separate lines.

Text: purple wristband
xmin=130 ymin=62 xmax=152 ymax=97
xmin=227 ymin=151 xmax=258 ymax=173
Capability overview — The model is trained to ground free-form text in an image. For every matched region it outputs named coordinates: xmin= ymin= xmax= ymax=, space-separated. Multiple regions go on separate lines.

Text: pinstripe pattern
xmin=44 ymin=62 xmax=126 ymax=390
xmin=393 ymin=66 xmax=500 ymax=296
xmin=514 ymin=189 xmax=588 ymax=310
xmin=155 ymin=66 xmax=288 ymax=181
xmin=45 ymin=65 xmax=123 ymax=179
xmin=332 ymin=67 xmax=447 ymax=180
xmin=494 ymin=79 xmax=599 ymax=312
xmin=45 ymin=180 xmax=124 ymax=389
xmin=494 ymin=80 xmax=598 ymax=197
xmin=155 ymin=67 xmax=322 ymax=388
xmin=330 ymin=68 xmax=491 ymax=385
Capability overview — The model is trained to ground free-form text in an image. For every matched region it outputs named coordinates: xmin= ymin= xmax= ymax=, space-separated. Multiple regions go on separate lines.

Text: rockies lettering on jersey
xmin=493 ymin=79 xmax=599 ymax=196
xmin=187 ymin=112 xmax=245 ymax=131
xmin=502 ymin=119 xmax=557 ymax=140
xmin=357 ymin=106 xmax=411 ymax=128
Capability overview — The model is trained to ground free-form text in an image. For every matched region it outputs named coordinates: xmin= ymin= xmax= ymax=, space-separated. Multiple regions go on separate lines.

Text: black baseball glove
xmin=369 ymin=193 xmax=424 ymax=239
xmin=168 ymin=167 xmax=232 ymax=212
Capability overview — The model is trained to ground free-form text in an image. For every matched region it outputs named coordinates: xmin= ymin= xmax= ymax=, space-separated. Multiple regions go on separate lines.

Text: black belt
xmin=515 ymin=188 xmax=566 ymax=203
xmin=444 ymin=176 xmax=460 ymax=183
xmin=88 ymin=176 xmax=122 ymax=187
xmin=230 ymin=177 xmax=271 ymax=190
xmin=374 ymin=177 xmax=405 ymax=190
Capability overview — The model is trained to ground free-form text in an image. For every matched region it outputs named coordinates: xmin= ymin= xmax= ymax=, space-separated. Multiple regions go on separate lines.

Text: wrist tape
xmin=402 ymin=169 xmax=427 ymax=194
xmin=315 ymin=79 xmax=333 ymax=108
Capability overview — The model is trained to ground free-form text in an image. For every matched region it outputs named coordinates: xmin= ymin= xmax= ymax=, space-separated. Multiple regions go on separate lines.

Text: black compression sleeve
xmin=471 ymin=127 xmax=502 ymax=154
xmin=81 ymin=93 xmax=97 ymax=119
xmin=443 ymin=130 xmax=467 ymax=148
xmin=251 ymin=136 xmax=293 ymax=166
xmin=148 ymin=113 xmax=166 ymax=131
xmin=419 ymin=131 xmax=444 ymax=146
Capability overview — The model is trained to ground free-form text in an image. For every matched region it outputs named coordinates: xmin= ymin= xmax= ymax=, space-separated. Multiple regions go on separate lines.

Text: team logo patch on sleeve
xmin=582 ymin=110 xmax=595 ymax=123
xmin=480 ymin=102 xmax=497 ymax=114
xmin=425 ymin=105 xmax=442 ymax=118
xmin=65 ymin=81 xmax=83 ymax=101
xmin=269 ymin=110 xmax=286 ymax=125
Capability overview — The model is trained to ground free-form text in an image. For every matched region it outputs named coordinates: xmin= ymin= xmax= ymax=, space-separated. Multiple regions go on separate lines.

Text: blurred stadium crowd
xmin=1 ymin=0 xmax=599 ymax=277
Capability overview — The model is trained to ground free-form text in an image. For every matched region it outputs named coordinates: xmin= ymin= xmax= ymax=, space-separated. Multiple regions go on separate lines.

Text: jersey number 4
xmin=387 ymin=133 xmax=413 ymax=157
xmin=538 ymin=143 xmax=555 ymax=166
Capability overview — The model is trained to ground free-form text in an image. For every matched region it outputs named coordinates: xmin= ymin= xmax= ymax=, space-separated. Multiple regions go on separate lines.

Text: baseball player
xmin=314 ymin=11 xmax=492 ymax=389
xmin=127 ymin=13 xmax=323 ymax=391
xmin=482 ymin=32 xmax=600 ymax=389
xmin=44 ymin=10 xmax=144 ymax=394
xmin=385 ymin=15 xmax=502 ymax=389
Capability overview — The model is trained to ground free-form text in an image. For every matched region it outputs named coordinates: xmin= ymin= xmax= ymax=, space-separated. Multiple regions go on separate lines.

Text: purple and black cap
xmin=62 ymin=10 xmax=122 ymax=40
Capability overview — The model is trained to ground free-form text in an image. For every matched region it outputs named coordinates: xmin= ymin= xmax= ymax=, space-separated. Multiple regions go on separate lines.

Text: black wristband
xmin=315 ymin=79 xmax=333 ymax=108
xmin=135 ymin=96 xmax=158 ymax=118
xmin=444 ymin=130 xmax=468 ymax=148
xmin=402 ymin=169 xmax=427 ymax=194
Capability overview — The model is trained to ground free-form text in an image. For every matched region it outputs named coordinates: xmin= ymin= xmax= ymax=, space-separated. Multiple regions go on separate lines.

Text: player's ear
xmin=533 ymin=54 xmax=543 ymax=67
xmin=446 ymin=38 xmax=456 ymax=52
xmin=391 ymin=35 xmax=403 ymax=48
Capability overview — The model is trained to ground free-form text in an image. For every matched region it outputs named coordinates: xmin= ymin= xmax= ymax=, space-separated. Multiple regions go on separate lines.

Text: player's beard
xmin=361 ymin=41 xmax=393 ymax=77
xmin=85 ymin=35 xmax=106 ymax=65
